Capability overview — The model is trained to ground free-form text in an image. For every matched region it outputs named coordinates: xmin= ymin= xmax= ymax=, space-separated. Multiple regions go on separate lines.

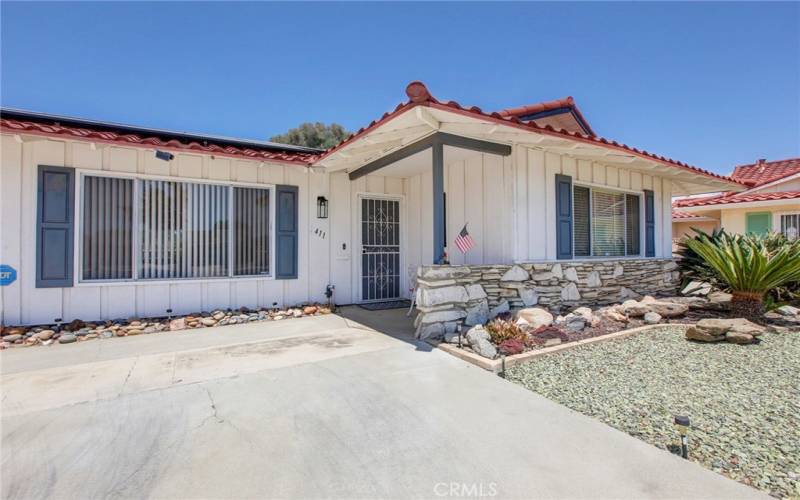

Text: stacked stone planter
xmin=414 ymin=259 xmax=679 ymax=340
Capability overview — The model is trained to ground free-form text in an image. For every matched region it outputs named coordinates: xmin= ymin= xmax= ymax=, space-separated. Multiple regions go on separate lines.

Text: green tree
xmin=270 ymin=122 xmax=350 ymax=150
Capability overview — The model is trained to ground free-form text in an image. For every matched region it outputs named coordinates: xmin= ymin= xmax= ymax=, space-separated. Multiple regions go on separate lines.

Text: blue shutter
xmin=275 ymin=185 xmax=298 ymax=279
xmin=555 ymin=174 xmax=573 ymax=260
xmin=36 ymin=165 xmax=75 ymax=287
xmin=644 ymin=189 xmax=655 ymax=257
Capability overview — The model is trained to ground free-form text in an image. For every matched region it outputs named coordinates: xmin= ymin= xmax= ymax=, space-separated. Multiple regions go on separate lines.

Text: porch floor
xmin=338 ymin=305 xmax=417 ymax=342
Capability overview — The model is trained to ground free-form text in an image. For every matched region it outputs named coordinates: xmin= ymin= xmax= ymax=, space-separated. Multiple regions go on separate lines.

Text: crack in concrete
xmin=118 ymin=357 xmax=139 ymax=396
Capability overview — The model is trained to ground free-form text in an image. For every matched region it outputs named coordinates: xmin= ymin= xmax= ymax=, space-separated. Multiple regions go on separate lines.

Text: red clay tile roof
xmin=674 ymin=191 xmax=800 ymax=208
xmin=317 ymin=82 xmax=742 ymax=187
xmin=731 ymin=158 xmax=800 ymax=187
xmin=498 ymin=96 xmax=596 ymax=136
xmin=0 ymin=117 xmax=315 ymax=165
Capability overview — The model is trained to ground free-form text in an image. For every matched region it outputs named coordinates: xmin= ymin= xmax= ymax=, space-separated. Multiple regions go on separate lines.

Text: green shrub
xmin=677 ymin=228 xmax=800 ymax=304
xmin=683 ymin=231 xmax=800 ymax=318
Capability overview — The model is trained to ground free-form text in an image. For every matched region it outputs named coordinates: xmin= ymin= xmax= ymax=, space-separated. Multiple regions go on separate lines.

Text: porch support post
xmin=432 ymin=138 xmax=445 ymax=264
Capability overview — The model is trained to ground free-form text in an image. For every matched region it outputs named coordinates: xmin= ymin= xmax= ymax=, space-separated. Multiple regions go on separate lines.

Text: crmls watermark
xmin=433 ymin=482 xmax=498 ymax=497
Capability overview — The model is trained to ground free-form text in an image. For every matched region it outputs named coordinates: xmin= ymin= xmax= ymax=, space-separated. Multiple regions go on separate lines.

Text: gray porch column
xmin=432 ymin=140 xmax=445 ymax=264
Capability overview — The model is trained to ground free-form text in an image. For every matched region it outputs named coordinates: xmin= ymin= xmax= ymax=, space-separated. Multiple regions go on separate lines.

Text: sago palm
xmin=684 ymin=232 xmax=800 ymax=319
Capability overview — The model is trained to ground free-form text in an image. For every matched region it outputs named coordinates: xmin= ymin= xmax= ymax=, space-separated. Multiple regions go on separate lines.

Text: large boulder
xmin=573 ymin=306 xmax=594 ymax=324
xmin=471 ymin=337 xmax=497 ymax=359
xmin=516 ymin=308 xmax=554 ymax=329
xmin=562 ymin=313 xmax=587 ymax=333
xmin=686 ymin=318 xmax=765 ymax=343
xmin=620 ymin=300 xmax=649 ymax=317
xmin=647 ymin=301 xmax=689 ymax=318
xmin=466 ymin=325 xmax=489 ymax=345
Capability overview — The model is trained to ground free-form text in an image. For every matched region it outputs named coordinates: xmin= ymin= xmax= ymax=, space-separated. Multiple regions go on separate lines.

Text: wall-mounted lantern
xmin=317 ymin=196 xmax=328 ymax=219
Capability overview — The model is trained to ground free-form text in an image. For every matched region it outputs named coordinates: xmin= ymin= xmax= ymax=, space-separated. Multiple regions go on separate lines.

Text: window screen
xmin=234 ymin=187 xmax=271 ymax=276
xmin=573 ymin=186 xmax=591 ymax=257
xmin=82 ymin=176 xmax=134 ymax=280
xmin=139 ymin=180 xmax=229 ymax=279
xmin=591 ymin=190 xmax=626 ymax=257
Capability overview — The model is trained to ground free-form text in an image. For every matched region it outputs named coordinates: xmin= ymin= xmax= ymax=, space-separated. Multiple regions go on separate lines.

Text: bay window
xmin=80 ymin=174 xmax=273 ymax=282
xmin=573 ymin=185 xmax=641 ymax=258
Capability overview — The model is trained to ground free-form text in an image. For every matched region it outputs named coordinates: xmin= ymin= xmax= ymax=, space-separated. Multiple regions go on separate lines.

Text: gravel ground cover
xmin=506 ymin=326 xmax=800 ymax=498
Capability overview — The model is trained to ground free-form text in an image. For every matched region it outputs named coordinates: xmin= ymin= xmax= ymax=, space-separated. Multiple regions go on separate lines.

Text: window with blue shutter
xmin=555 ymin=174 xmax=573 ymax=260
xmin=644 ymin=189 xmax=655 ymax=257
xmin=36 ymin=165 xmax=75 ymax=288
xmin=275 ymin=185 xmax=299 ymax=279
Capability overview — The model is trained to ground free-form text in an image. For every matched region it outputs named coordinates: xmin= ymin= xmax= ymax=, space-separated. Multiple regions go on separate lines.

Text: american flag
xmin=454 ymin=224 xmax=475 ymax=253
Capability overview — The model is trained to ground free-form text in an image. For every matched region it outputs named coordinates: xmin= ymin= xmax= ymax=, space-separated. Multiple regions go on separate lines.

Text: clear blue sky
xmin=2 ymin=2 xmax=798 ymax=174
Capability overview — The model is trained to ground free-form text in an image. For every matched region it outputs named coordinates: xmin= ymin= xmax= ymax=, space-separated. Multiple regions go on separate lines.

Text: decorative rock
xmin=201 ymin=318 xmax=217 ymax=327
xmin=417 ymin=285 xmax=468 ymax=308
xmin=303 ymin=306 xmax=318 ymax=315
xmin=519 ymin=288 xmax=539 ymax=307
xmin=416 ymin=322 xmax=444 ymax=341
xmin=643 ymin=311 xmax=662 ymax=324
xmin=464 ymin=300 xmax=489 ymax=326
xmin=465 ymin=325 xmax=490 ymax=345
xmin=291 ymin=309 xmax=303 ymax=318
xmin=681 ymin=280 xmax=712 ymax=296
xmin=418 ymin=309 xmax=467 ymax=324
xmin=641 ymin=295 xmax=657 ymax=304
xmin=599 ymin=308 xmax=628 ymax=323
xmin=212 ymin=311 xmax=226 ymax=321
xmin=613 ymin=264 xmax=624 ymax=278
xmin=561 ymin=282 xmax=580 ymax=301
xmin=708 ymin=291 xmax=732 ymax=305
xmin=500 ymin=265 xmax=529 ymax=282
xmin=471 ymin=336 xmax=497 ymax=359
xmin=573 ymin=307 xmax=594 ymax=324
xmin=563 ymin=314 xmax=586 ymax=333
xmin=647 ymin=301 xmax=689 ymax=318
xmin=465 ymin=284 xmax=487 ymax=301
xmin=35 ymin=330 xmax=54 ymax=340
xmin=685 ymin=327 xmax=725 ymax=342
xmin=516 ymin=308 xmax=553 ymax=329
xmin=551 ymin=263 xmax=563 ymax=279
xmin=725 ymin=331 xmax=755 ymax=344
xmin=489 ymin=300 xmax=510 ymax=319
xmin=620 ymin=300 xmax=649 ymax=317
xmin=531 ymin=271 xmax=554 ymax=281
xmin=58 ymin=334 xmax=77 ymax=344
xmin=2 ymin=334 xmax=22 ymax=342
xmin=776 ymin=305 xmax=800 ymax=317
xmin=586 ymin=271 xmax=602 ymax=288
xmin=126 ymin=329 xmax=144 ymax=336
xmin=564 ymin=267 xmax=579 ymax=282
xmin=101 ymin=331 xmax=114 ymax=339
xmin=169 ymin=318 xmax=186 ymax=331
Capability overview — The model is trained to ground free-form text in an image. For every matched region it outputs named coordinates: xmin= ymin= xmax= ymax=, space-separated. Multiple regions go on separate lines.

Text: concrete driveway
xmin=1 ymin=310 xmax=761 ymax=499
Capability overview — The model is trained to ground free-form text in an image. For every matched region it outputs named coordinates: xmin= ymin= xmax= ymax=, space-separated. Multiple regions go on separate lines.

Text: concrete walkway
xmin=1 ymin=312 xmax=762 ymax=499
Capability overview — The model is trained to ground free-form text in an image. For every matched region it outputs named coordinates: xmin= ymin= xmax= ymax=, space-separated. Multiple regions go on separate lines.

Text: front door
xmin=360 ymin=197 xmax=401 ymax=301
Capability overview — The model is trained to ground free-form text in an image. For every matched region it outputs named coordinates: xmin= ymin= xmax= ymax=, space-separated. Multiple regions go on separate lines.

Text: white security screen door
xmin=361 ymin=197 xmax=401 ymax=301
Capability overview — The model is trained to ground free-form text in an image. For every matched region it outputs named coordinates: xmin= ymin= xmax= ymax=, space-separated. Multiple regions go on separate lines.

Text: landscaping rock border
xmin=0 ymin=304 xmax=332 ymax=349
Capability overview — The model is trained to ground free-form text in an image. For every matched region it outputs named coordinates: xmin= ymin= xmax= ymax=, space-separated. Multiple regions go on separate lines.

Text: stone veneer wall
xmin=414 ymin=259 xmax=679 ymax=339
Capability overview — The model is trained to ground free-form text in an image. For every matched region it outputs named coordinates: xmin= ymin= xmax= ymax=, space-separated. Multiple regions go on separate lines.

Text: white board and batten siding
xmin=0 ymin=135 xmax=330 ymax=325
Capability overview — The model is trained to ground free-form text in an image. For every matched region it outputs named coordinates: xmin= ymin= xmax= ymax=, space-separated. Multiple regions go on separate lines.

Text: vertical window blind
xmin=573 ymin=186 xmax=591 ymax=257
xmin=625 ymin=194 xmax=641 ymax=255
xmin=82 ymin=176 xmax=134 ymax=280
xmin=592 ymin=190 xmax=626 ymax=257
xmin=572 ymin=186 xmax=641 ymax=258
xmin=139 ymin=180 xmax=229 ymax=279
xmin=234 ymin=187 xmax=271 ymax=275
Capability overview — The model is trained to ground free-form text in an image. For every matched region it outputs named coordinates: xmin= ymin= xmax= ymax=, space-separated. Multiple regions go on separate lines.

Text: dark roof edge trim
xmin=0 ymin=107 xmax=323 ymax=155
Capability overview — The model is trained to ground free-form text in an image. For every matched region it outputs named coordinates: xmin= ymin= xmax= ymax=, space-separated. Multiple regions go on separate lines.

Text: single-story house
xmin=673 ymin=157 xmax=800 ymax=240
xmin=0 ymin=82 xmax=742 ymax=326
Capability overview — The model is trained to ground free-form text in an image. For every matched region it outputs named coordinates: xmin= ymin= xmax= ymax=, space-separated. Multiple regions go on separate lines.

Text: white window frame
xmin=572 ymin=183 xmax=644 ymax=259
xmin=75 ymin=170 xmax=276 ymax=285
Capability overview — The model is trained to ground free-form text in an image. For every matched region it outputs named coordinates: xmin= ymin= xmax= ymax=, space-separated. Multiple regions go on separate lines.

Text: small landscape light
xmin=674 ymin=415 xmax=691 ymax=459
xmin=499 ymin=355 xmax=507 ymax=379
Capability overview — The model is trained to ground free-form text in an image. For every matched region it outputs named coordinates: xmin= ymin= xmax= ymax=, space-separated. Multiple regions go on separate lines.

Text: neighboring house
xmin=0 ymin=82 xmax=740 ymax=325
xmin=673 ymin=158 xmax=800 ymax=241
